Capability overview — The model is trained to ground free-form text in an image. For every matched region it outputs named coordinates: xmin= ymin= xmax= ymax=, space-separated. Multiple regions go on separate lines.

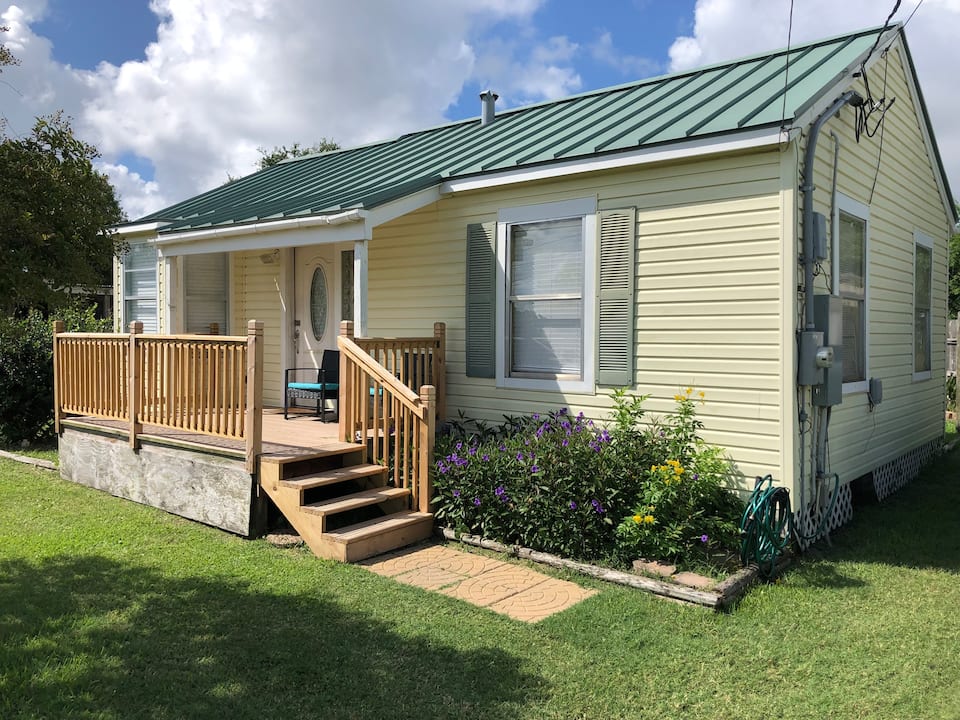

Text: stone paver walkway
xmin=359 ymin=543 xmax=596 ymax=622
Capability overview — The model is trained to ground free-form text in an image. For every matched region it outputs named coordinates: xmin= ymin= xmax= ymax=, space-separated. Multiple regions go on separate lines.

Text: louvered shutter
xmin=184 ymin=253 xmax=228 ymax=334
xmin=465 ymin=222 xmax=496 ymax=378
xmin=597 ymin=208 xmax=636 ymax=386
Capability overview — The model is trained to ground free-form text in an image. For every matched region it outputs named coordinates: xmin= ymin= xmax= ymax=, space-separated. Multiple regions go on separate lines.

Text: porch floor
xmin=62 ymin=408 xmax=343 ymax=461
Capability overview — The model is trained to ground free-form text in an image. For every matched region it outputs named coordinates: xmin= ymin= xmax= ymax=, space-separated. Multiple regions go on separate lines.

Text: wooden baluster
xmin=128 ymin=321 xmax=143 ymax=449
xmin=418 ymin=385 xmax=436 ymax=514
xmin=245 ymin=320 xmax=263 ymax=474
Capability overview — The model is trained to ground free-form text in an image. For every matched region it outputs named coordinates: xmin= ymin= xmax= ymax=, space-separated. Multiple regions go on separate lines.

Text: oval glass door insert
xmin=310 ymin=266 xmax=328 ymax=340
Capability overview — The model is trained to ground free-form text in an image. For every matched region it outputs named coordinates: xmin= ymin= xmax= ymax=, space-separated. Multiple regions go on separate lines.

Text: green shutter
xmin=597 ymin=208 xmax=636 ymax=386
xmin=465 ymin=222 xmax=496 ymax=378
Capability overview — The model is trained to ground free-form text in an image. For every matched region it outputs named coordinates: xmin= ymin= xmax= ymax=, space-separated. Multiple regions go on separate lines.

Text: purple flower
xmin=599 ymin=429 xmax=611 ymax=443
xmin=437 ymin=462 xmax=448 ymax=474
xmin=561 ymin=438 xmax=569 ymax=447
xmin=473 ymin=497 xmax=481 ymax=507
xmin=499 ymin=444 xmax=507 ymax=452
xmin=516 ymin=451 xmax=524 ymax=462
xmin=700 ymin=534 xmax=709 ymax=543
xmin=481 ymin=454 xmax=490 ymax=462
xmin=532 ymin=413 xmax=540 ymax=421
xmin=692 ymin=473 xmax=700 ymax=481
xmin=569 ymin=500 xmax=577 ymax=510
xmin=456 ymin=442 xmax=462 ymax=451
xmin=559 ymin=407 xmax=569 ymax=416
xmin=452 ymin=489 xmax=461 ymax=498
xmin=495 ymin=485 xmax=506 ymax=497
xmin=577 ymin=411 xmax=585 ymax=420
xmin=530 ymin=465 xmax=539 ymax=473
xmin=590 ymin=499 xmax=605 ymax=514
xmin=468 ymin=446 xmax=477 ymax=456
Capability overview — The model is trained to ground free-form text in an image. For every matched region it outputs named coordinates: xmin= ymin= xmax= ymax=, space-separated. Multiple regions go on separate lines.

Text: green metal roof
xmin=133 ymin=27 xmax=891 ymax=235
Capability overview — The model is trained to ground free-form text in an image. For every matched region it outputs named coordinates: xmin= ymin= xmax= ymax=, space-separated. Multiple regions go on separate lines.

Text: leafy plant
xmin=433 ymin=389 xmax=743 ymax=566
xmin=0 ymin=303 xmax=109 ymax=444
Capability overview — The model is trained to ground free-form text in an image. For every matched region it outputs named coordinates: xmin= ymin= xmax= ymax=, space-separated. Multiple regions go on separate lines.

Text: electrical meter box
xmin=813 ymin=294 xmax=843 ymax=406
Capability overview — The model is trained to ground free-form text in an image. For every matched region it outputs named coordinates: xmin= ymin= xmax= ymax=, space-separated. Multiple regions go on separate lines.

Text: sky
xmin=1 ymin=0 xmax=957 ymax=221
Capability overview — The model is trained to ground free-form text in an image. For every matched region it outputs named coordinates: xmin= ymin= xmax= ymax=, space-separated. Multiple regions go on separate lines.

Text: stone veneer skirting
xmin=59 ymin=426 xmax=264 ymax=536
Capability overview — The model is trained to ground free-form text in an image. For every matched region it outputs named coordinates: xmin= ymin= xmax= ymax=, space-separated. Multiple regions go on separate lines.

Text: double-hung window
xmin=914 ymin=232 xmax=933 ymax=378
xmin=496 ymin=198 xmax=596 ymax=392
xmin=122 ymin=242 xmax=159 ymax=332
xmin=834 ymin=195 xmax=869 ymax=392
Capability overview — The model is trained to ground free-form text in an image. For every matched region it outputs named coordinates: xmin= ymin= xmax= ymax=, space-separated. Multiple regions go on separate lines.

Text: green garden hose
xmin=739 ymin=473 xmax=840 ymax=578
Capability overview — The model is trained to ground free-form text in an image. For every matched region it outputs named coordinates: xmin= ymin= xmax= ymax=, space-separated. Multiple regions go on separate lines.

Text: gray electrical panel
xmin=813 ymin=294 xmax=843 ymax=406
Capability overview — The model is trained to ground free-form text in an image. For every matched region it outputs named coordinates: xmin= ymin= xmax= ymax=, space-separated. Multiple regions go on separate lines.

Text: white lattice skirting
xmin=793 ymin=482 xmax=853 ymax=550
xmin=792 ymin=437 xmax=942 ymax=548
xmin=872 ymin=437 xmax=942 ymax=501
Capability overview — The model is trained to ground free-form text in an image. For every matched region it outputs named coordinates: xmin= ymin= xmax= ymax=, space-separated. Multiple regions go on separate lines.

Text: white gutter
xmin=440 ymin=126 xmax=788 ymax=195
xmin=154 ymin=208 xmax=366 ymax=245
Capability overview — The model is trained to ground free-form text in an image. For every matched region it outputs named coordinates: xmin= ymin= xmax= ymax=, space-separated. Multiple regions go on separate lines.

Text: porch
xmin=53 ymin=319 xmax=446 ymax=563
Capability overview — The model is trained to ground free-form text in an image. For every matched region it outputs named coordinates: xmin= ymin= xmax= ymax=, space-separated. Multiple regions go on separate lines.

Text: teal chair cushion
xmin=288 ymin=382 xmax=339 ymax=392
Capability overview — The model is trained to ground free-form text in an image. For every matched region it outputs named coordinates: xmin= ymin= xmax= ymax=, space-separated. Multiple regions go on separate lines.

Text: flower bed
xmin=433 ymin=389 xmax=744 ymax=571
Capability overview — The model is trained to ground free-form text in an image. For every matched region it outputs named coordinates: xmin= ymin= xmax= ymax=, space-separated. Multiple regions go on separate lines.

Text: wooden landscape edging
xmin=437 ymin=527 xmax=781 ymax=609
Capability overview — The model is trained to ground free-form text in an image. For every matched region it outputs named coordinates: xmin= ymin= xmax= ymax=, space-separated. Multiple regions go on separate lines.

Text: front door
xmin=295 ymin=246 xmax=336 ymax=368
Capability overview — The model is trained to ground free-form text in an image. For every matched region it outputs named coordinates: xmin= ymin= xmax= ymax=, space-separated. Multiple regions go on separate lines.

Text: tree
xmin=256 ymin=139 xmax=340 ymax=170
xmin=0 ymin=112 xmax=124 ymax=314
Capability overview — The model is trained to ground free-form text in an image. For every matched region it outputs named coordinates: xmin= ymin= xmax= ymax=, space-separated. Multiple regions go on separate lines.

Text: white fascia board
xmin=158 ymin=216 xmax=369 ymax=258
xmin=155 ymin=209 xmax=367 ymax=257
xmin=112 ymin=221 xmax=169 ymax=238
xmin=439 ymin=126 xmax=786 ymax=195
xmin=363 ymin=186 xmax=442 ymax=231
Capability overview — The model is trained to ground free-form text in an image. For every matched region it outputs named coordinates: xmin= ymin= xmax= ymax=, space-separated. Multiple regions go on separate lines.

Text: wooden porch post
xmin=338 ymin=320 xmax=354 ymax=444
xmin=245 ymin=320 xmax=264 ymax=474
xmin=52 ymin=320 xmax=65 ymax=435
xmin=432 ymin=322 xmax=446 ymax=423
xmin=128 ymin=321 xmax=143 ymax=449
xmin=418 ymin=385 xmax=436 ymax=514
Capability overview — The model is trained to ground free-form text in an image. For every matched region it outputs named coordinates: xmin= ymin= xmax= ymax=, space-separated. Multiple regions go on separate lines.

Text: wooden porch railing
xmin=337 ymin=321 xmax=438 ymax=513
xmin=53 ymin=320 xmax=264 ymax=472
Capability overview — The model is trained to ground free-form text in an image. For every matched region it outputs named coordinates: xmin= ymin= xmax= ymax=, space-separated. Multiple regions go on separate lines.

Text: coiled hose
xmin=739 ymin=473 xmax=840 ymax=578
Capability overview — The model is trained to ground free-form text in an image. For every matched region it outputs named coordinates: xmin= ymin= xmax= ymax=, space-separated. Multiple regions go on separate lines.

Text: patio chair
xmin=283 ymin=349 xmax=340 ymax=421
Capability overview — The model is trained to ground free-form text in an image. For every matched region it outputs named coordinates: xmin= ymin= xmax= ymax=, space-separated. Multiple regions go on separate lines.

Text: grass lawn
xmin=2 ymin=453 xmax=959 ymax=719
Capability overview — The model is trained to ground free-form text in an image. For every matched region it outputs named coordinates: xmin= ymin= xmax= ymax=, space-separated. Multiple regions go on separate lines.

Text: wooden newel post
xmin=128 ymin=321 xmax=144 ymax=449
xmin=52 ymin=320 xmax=65 ymax=435
xmin=432 ymin=322 xmax=446 ymax=423
xmin=418 ymin=384 xmax=436 ymax=514
xmin=245 ymin=320 xmax=264 ymax=474
xmin=338 ymin=321 xmax=354 ymax=444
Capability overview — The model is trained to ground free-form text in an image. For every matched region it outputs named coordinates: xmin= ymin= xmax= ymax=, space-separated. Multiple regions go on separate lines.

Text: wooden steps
xmin=258 ymin=442 xmax=433 ymax=562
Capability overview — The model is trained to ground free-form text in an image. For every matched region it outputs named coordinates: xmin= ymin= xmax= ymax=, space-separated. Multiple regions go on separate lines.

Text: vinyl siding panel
xmin=232 ymin=251 xmax=284 ymax=405
xmin=805 ymin=41 xmax=950 ymax=486
xmin=368 ymin=151 xmax=784 ymax=487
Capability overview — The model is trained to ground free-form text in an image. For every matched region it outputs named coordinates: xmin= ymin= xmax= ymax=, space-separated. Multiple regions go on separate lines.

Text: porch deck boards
xmin=63 ymin=408 xmax=342 ymax=461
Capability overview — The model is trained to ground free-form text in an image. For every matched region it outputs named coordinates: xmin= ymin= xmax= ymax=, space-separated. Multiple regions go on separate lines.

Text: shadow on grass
xmin=0 ymin=555 xmax=540 ymax=720
xmin=802 ymin=448 xmax=960 ymax=575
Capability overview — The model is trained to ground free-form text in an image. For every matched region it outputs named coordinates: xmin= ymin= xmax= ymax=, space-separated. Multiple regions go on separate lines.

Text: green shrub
xmin=615 ymin=390 xmax=743 ymax=564
xmin=433 ymin=388 xmax=743 ymax=567
xmin=947 ymin=374 xmax=956 ymax=413
xmin=0 ymin=304 xmax=108 ymax=444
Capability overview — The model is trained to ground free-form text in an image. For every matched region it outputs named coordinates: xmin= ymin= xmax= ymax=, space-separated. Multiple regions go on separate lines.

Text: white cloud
xmin=668 ymin=0 xmax=960 ymax=203
xmin=591 ymin=31 xmax=661 ymax=77
xmin=471 ymin=34 xmax=582 ymax=106
xmin=3 ymin=0 xmax=553 ymax=217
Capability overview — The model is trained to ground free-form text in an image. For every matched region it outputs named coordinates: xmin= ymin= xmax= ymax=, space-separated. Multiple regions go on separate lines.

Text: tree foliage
xmin=0 ymin=112 xmax=124 ymax=314
xmin=256 ymin=139 xmax=340 ymax=169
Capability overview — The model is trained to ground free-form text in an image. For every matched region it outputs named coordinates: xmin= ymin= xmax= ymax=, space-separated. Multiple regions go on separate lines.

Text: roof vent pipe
xmin=480 ymin=90 xmax=498 ymax=126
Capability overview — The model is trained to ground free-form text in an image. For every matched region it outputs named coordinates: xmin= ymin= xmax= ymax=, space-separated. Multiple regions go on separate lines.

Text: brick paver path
xmin=360 ymin=543 xmax=596 ymax=622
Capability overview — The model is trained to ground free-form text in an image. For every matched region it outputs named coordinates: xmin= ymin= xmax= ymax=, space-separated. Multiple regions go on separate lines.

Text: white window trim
xmin=913 ymin=231 xmax=934 ymax=381
xmin=832 ymin=193 xmax=870 ymax=395
xmin=121 ymin=241 xmax=160 ymax=333
xmin=495 ymin=197 xmax=597 ymax=393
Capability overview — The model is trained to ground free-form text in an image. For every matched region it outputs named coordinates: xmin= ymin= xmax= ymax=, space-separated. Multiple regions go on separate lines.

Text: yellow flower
xmin=685 ymin=387 xmax=693 ymax=396
xmin=644 ymin=515 xmax=656 ymax=524
xmin=633 ymin=514 xmax=643 ymax=524
xmin=650 ymin=464 xmax=657 ymax=472
xmin=698 ymin=390 xmax=706 ymax=399
xmin=674 ymin=466 xmax=684 ymax=476
xmin=673 ymin=394 xmax=683 ymax=402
